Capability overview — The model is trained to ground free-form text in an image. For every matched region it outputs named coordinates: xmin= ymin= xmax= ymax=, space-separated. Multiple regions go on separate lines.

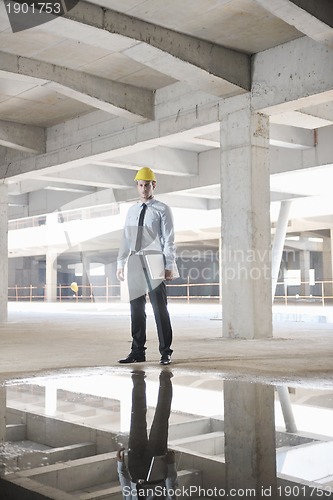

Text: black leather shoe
xmin=118 ymin=353 xmax=146 ymax=364
xmin=159 ymin=354 xmax=171 ymax=365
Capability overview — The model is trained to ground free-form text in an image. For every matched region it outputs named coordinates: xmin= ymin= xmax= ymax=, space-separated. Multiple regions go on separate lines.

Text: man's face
xmin=137 ymin=180 xmax=155 ymax=201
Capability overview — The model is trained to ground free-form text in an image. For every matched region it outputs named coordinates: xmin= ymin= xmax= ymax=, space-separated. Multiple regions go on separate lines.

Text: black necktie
xmin=135 ymin=203 xmax=147 ymax=251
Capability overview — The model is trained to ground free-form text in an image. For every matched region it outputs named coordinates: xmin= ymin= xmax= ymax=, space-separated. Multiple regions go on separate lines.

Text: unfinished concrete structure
xmin=0 ymin=0 xmax=333 ymax=335
xmin=0 ymin=1 xmax=333 ymax=498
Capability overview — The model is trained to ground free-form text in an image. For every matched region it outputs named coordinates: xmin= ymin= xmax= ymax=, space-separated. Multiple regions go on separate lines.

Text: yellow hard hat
xmin=134 ymin=167 xmax=156 ymax=182
xmin=70 ymin=282 xmax=79 ymax=293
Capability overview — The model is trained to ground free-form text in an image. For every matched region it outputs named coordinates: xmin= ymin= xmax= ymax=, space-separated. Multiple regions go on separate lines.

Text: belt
xmin=130 ymin=250 xmax=162 ymax=256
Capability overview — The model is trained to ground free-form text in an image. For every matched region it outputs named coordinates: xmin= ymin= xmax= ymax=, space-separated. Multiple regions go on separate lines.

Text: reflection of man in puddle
xmin=117 ymin=370 xmax=177 ymax=499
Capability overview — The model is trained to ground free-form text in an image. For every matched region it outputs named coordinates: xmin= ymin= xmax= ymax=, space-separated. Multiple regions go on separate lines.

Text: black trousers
xmin=128 ymin=255 xmax=173 ymax=357
xmin=128 ymin=371 xmax=173 ymax=482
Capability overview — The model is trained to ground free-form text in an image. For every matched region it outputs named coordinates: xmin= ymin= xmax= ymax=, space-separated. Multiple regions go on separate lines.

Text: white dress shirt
xmin=117 ymin=198 xmax=177 ymax=272
xmin=117 ymin=460 xmax=177 ymax=500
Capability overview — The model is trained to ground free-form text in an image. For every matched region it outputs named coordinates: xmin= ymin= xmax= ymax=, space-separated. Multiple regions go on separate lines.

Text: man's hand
xmin=165 ymin=269 xmax=173 ymax=281
xmin=117 ymin=268 xmax=125 ymax=281
xmin=166 ymin=449 xmax=176 ymax=464
xmin=117 ymin=447 xmax=126 ymax=462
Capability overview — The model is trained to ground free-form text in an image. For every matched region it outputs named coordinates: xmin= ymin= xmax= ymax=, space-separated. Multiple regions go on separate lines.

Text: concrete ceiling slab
xmin=0 ymin=0 xmax=333 ymax=242
xmin=270 ymin=111 xmax=333 ymax=129
xmin=88 ymin=0 xmax=302 ymax=52
xmin=0 ymin=91 xmax=94 ymax=127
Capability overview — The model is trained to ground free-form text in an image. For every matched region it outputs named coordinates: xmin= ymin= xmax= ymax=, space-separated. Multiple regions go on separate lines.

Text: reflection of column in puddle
xmin=0 ymin=386 xmax=5 ymax=446
xmin=45 ymin=381 xmax=57 ymax=416
xmin=0 ymin=386 xmax=6 ymax=476
xmin=224 ymin=381 xmax=277 ymax=497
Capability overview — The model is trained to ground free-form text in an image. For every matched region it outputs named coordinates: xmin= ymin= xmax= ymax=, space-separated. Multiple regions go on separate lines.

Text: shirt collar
xmin=139 ymin=197 xmax=154 ymax=206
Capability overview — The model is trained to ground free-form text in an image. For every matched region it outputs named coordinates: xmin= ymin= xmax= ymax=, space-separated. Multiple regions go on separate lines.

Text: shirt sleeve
xmin=117 ymin=211 xmax=131 ymax=269
xmin=165 ymin=463 xmax=178 ymax=499
xmin=161 ymin=205 xmax=177 ymax=271
xmin=117 ymin=461 xmax=133 ymax=500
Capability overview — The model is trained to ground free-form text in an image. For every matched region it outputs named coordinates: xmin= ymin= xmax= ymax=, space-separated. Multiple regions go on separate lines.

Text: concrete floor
xmin=0 ymin=301 xmax=332 ymax=386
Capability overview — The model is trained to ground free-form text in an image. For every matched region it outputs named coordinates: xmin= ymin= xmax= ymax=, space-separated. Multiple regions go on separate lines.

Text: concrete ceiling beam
xmin=9 ymin=185 xmax=116 ymax=218
xmin=56 ymin=188 xmax=117 ymax=213
xmin=269 ymin=124 xmax=315 ymax=149
xmin=270 ymin=191 xmax=304 ymax=202
xmin=0 ymin=52 xmax=153 ymax=122
xmin=270 ymin=110 xmax=333 ymax=129
xmin=8 ymin=179 xmax=52 ymax=195
xmin=283 ymin=239 xmax=323 ymax=251
xmin=64 ymin=1 xmax=251 ymax=96
xmin=0 ymin=91 xmax=222 ymax=180
xmin=8 ymin=179 xmax=95 ymax=196
xmin=155 ymin=194 xmax=211 ymax=211
xmin=2 ymin=83 xmax=332 ymax=189
xmin=253 ymin=37 xmax=333 ymax=114
xmin=301 ymin=101 xmax=333 ymax=124
xmin=8 ymin=193 xmax=28 ymax=207
xmin=0 ymin=120 xmax=45 ymax=154
xmin=254 ymin=0 xmax=333 ymax=48
xmin=36 ymin=165 xmax=135 ymax=189
xmin=93 ymin=146 xmax=199 ymax=177
xmin=175 ymin=185 xmax=221 ymax=199
xmin=286 ymin=217 xmax=333 ymax=233
xmin=115 ymin=148 xmax=221 ymax=202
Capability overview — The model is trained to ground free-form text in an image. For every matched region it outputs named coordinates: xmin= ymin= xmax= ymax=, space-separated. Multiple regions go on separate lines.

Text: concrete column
xmin=0 ymin=386 xmax=5 ymax=477
xmin=45 ymin=213 xmax=58 ymax=302
xmin=277 ymin=386 xmax=297 ymax=433
xmin=323 ymin=230 xmax=333 ymax=298
xmin=0 ymin=183 xmax=8 ymax=322
xmin=271 ymin=200 xmax=292 ymax=300
xmin=300 ymin=246 xmax=311 ymax=297
xmin=220 ymin=97 xmax=272 ymax=338
xmin=120 ymin=392 xmax=131 ymax=433
xmin=105 ymin=261 xmax=115 ymax=299
xmin=271 ymin=205 xmax=298 ymax=434
xmin=0 ymin=386 xmax=6 ymax=445
xmin=224 ymin=381 xmax=277 ymax=498
xmin=219 ymin=238 xmax=222 ymax=304
xmin=45 ymin=251 xmax=58 ymax=302
xmin=81 ymin=254 xmax=91 ymax=299
xmin=45 ymin=382 xmax=57 ymax=416
xmin=271 ymin=202 xmax=297 ymax=432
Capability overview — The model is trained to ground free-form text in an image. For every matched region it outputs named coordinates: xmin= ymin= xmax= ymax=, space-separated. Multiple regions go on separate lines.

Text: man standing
xmin=116 ymin=167 xmax=177 ymax=365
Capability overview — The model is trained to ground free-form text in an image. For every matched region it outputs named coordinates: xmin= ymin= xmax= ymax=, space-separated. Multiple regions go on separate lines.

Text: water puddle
xmin=0 ymin=368 xmax=332 ymax=498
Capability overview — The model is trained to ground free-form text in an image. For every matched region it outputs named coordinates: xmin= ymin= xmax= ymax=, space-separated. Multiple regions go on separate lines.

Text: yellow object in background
xmin=70 ymin=282 xmax=79 ymax=293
